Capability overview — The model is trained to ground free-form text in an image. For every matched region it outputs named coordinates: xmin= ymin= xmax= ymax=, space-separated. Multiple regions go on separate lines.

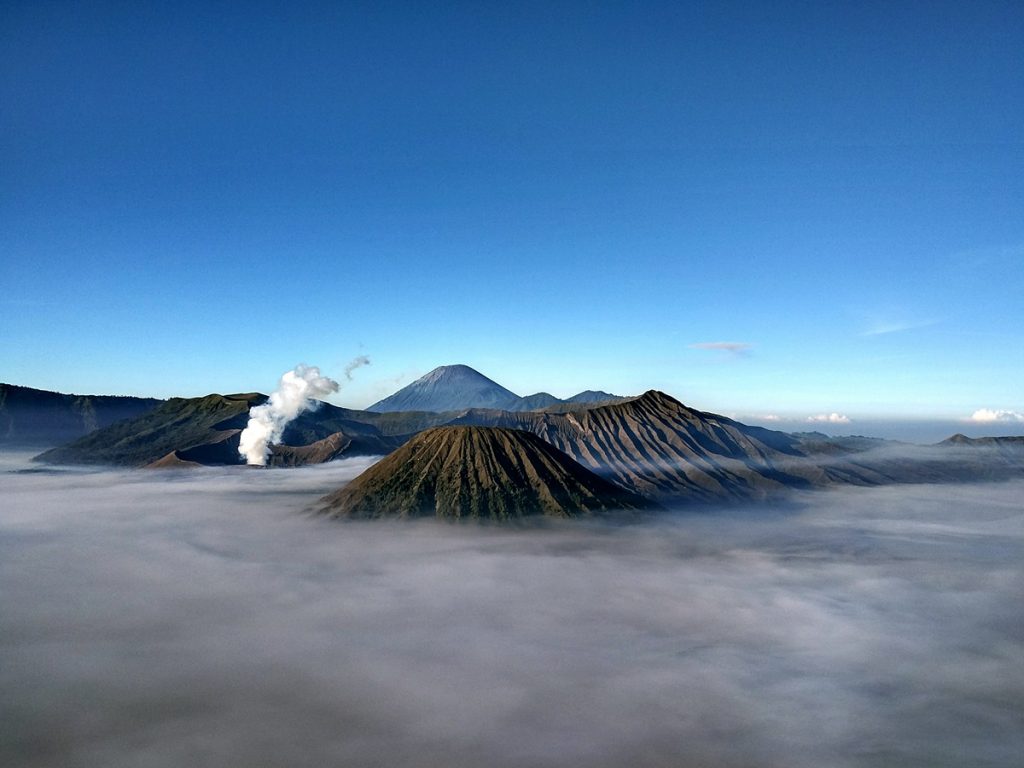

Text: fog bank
xmin=1 ymin=455 xmax=1022 ymax=767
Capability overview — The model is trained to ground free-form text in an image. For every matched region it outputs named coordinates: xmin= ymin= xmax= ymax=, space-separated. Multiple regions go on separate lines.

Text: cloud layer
xmin=1 ymin=457 xmax=1022 ymax=767
xmin=860 ymin=319 xmax=938 ymax=336
xmin=970 ymin=408 xmax=1024 ymax=423
xmin=807 ymin=413 xmax=851 ymax=424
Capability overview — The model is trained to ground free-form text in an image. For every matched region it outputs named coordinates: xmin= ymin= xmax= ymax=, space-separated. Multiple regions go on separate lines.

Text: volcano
xmin=366 ymin=365 xmax=522 ymax=413
xmin=314 ymin=426 xmax=653 ymax=520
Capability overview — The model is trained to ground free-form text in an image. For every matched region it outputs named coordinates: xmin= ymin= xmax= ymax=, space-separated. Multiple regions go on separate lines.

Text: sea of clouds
xmin=1 ymin=451 xmax=1022 ymax=767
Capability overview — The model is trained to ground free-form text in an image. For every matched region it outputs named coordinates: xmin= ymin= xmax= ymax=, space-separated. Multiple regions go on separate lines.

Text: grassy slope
xmin=34 ymin=394 xmax=256 ymax=466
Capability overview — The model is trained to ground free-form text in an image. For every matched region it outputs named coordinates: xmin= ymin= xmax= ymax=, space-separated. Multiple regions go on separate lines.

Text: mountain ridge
xmin=1 ymin=383 xmax=162 ymax=447
xmin=367 ymin=365 xmax=627 ymax=413
xmin=19 ymin=374 xmax=1024 ymax=510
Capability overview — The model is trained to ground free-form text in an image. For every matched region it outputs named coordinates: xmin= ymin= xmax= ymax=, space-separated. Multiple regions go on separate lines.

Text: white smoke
xmin=238 ymin=364 xmax=340 ymax=466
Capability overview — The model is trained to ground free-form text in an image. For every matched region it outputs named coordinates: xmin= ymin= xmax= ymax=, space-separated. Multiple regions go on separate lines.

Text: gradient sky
xmin=2 ymin=1 xmax=1022 ymax=429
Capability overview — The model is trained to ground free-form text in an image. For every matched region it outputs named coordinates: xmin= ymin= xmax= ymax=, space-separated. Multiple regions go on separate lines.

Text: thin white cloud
xmin=969 ymin=409 xmax=1024 ymax=423
xmin=759 ymin=414 xmax=781 ymax=422
xmin=860 ymin=319 xmax=939 ymax=337
xmin=689 ymin=342 xmax=752 ymax=354
xmin=807 ymin=413 xmax=851 ymax=424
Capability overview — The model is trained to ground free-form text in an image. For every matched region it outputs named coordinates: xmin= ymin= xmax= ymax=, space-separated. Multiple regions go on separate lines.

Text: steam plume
xmin=238 ymin=364 xmax=339 ymax=466
xmin=344 ymin=355 xmax=371 ymax=380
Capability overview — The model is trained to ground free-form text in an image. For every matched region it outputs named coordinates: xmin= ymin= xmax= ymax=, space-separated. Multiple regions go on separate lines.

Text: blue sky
xmin=2 ymin=1 xmax=1022 ymax=431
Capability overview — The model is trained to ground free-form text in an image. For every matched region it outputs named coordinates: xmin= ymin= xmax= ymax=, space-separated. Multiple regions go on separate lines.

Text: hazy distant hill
xmin=941 ymin=433 xmax=1024 ymax=453
xmin=563 ymin=390 xmax=623 ymax=404
xmin=367 ymin=364 xmax=627 ymax=413
xmin=0 ymin=383 xmax=161 ymax=447
xmin=515 ymin=392 xmax=562 ymax=410
xmin=315 ymin=426 xmax=653 ymax=520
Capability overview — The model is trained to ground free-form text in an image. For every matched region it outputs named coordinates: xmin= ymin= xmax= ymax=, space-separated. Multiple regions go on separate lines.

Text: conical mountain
xmin=314 ymin=426 xmax=653 ymax=520
xmin=366 ymin=365 xmax=521 ymax=413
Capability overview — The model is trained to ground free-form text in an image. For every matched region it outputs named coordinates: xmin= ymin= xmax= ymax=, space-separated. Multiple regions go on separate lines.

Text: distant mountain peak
xmin=413 ymin=364 xmax=489 ymax=385
xmin=565 ymin=389 xmax=626 ymax=405
xmin=367 ymin=365 xmax=521 ymax=413
xmin=367 ymin=365 xmax=631 ymax=413
xmin=422 ymin=363 xmax=480 ymax=377
xmin=614 ymin=389 xmax=686 ymax=413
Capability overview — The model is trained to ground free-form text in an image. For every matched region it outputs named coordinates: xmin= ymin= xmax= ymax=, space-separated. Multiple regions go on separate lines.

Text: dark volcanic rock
xmin=146 ymin=430 xmax=245 ymax=468
xmin=315 ymin=426 xmax=653 ymax=520
xmin=269 ymin=431 xmax=397 ymax=467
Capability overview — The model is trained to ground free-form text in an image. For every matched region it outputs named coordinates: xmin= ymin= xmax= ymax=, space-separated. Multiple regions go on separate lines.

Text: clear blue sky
xmin=2 ymin=1 xmax=1022 ymax=428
